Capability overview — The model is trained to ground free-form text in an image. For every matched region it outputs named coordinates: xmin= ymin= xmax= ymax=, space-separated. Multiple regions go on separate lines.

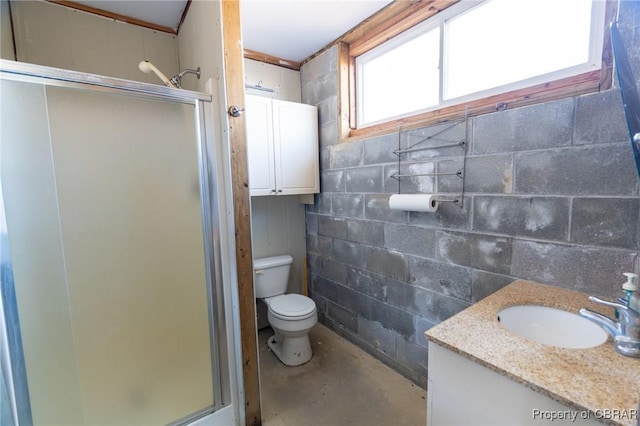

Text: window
xmin=345 ymin=0 xmax=612 ymax=138
xmin=357 ymin=24 xmax=440 ymax=125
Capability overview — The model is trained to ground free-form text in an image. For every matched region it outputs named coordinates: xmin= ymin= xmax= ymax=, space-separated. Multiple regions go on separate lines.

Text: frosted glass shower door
xmin=1 ymin=79 xmax=218 ymax=425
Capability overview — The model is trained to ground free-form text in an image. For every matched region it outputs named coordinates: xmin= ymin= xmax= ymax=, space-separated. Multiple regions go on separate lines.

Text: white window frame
xmin=355 ymin=0 xmax=608 ymax=128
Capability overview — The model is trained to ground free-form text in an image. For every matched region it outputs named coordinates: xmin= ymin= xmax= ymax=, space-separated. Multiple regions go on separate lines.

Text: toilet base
xmin=267 ymin=333 xmax=313 ymax=366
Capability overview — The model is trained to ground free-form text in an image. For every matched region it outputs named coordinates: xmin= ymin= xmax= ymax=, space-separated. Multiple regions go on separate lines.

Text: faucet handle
xmin=589 ymin=295 xmax=629 ymax=312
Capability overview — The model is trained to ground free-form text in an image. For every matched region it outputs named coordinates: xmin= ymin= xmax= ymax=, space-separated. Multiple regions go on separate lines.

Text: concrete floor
xmin=259 ymin=323 xmax=427 ymax=426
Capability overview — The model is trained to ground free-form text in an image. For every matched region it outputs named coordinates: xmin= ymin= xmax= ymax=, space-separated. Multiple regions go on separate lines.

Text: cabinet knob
xmin=277 ymin=189 xmax=283 ymax=193
xmin=271 ymin=189 xmax=277 ymax=193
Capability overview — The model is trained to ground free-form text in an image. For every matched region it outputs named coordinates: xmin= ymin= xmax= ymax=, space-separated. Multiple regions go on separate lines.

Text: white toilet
xmin=254 ymin=255 xmax=317 ymax=366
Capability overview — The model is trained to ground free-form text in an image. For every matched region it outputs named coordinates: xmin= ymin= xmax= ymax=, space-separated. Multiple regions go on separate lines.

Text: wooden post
xmin=220 ymin=2 xmax=261 ymax=425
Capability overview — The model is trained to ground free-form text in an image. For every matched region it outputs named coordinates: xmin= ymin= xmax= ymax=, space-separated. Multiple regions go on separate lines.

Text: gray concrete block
xmin=436 ymin=158 xmax=465 ymax=194
xmin=511 ymin=240 xmax=638 ymax=296
xmin=347 ymin=266 xmax=388 ymax=301
xmin=346 ymin=218 xmax=385 ymax=245
xmin=300 ymin=81 xmax=316 ymax=106
xmin=371 ymin=298 xmax=415 ymax=339
xmin=329 ymin=140 xmax=363 ymax=168
xmin=316 ymin=256 xmax=348 ymax=284
xmin=300 ymin=48 xmax=334 ymax=86
xmin=332 ymin=239 xmax=368 ymax=269
xmin=464 ymin=154 xmax=514 ymax=194
xmin=310 ymin=295 xmax=327 ymax=323
xmin=321 ymin=170 xmax=345 ymax=193
xmin=327 ymin=300 xmax=357 ymax=333
xmin=570 ymin=197 xmax=640 ymax=249
xmin=437 ymin=294 xmax=471 ymax=322
xmin=319 ymin=121 xmax=338 ymax=149
xmin=436 ymin=231 xmax=512 ymax=274
xmin=310 ymin=274 xmax=339 ymax=301
xmin=357 ymin=317 xmax=396 ymax=355
xmin=403 ymin=121 xmax=467 ymax=161
xmin=473 ymin=98 xmax=574 ymax=154
xmin=306 ymin=234 xmax=333 ymax=258
xmin=335 ymin=284 xmax=373 ymax=320
xmin=574 ymin=90 xmax=628 ymax=145
xmin=409 ymin=256 xmax=472 ymax=301
xmin=318 ymin=96 xmax=338 ymax=127
xmin=365 ymin=194 xmax=409 ymax=223
xmin=366 ymin=247 xmax=410 ymax=281
xmin=364 ymin=133 xmax=402 ymax=165
xmin=514 ymin=144 xmax=639 ymax=196
xmin=471 ymin=270 xmax=516 ymax=302
xmin=345 ymin=166 xmax=384 ymax=193
xmin=409 ymin=198 xmax=470 ymax=230
xmin=305 ymin=212 xmax=318 ymax=234
xmin=384 ymin=223 xmax=436 ymax=259
xmin=316 ymin=73 xmax=338 ymax=102
xmin=307 ymin=253 xmax=323 ymax=273
xmin=395 ymin=335 xmax=428 ymax=372
xmin=317 ymin=215 xmax=347 ymax=239
xmin=305 ymin=192 xmax=331 ymax=214
xmin=333 ymin=193 xmax=364 ymax=218
xmin=413 ymin=316 xmax=437 ymax=348
xmin=387 ymin=280 xmax=439 ymax=323
xmin=384 ymin=162 xmax=435 ymax=194
xmin=473 ymin=196 xmax=570 ymax=241
xmin=320 ymin=147 xmax=330 ymax=170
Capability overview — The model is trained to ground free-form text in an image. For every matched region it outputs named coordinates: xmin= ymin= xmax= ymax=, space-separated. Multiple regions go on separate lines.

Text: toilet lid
xmin=268 ymin=294 xmax=316 ymax=318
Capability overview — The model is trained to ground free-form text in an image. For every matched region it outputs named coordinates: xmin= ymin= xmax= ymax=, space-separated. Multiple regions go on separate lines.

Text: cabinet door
xmin=273 ymin=100 xmax=319 ymax=195
xmin=246 ymin=95 xmax=276 ymax=196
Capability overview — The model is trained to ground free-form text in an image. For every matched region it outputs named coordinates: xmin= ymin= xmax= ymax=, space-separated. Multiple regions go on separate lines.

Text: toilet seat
xmin=267 ymin=294 xmax=316 ymax=320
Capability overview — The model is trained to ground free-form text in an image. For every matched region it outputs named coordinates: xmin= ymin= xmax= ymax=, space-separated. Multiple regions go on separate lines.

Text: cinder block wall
xmin=301 ymin=1 xmax=640 ymax=387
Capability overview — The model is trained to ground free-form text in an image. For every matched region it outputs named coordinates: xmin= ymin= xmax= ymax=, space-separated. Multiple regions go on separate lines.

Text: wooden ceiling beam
xmin=243 ymin=49 xmax=301 ymax=71
xmin=302 ymin=0 xmax=459 ymax=65
xmin=46 ymin=1 xmax=178 ymax=34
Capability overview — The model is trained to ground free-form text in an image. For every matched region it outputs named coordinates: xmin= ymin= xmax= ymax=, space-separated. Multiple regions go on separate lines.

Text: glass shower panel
xmin=1 ymin=80 xmax=84 ymax=424
xmin=45 ymin=86 xmax=214 ymax=425
xmin=2 ymin=79 xmax=215 ymax=424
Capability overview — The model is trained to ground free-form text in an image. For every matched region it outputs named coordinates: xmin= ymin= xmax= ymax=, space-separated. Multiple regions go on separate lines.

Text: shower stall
xmin=0 ymin=59 xmax=237 ymax=425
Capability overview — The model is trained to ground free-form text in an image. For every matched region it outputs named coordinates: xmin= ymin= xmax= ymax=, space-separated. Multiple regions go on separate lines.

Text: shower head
xmin=138 ymin=60 xmax=178 ymax=89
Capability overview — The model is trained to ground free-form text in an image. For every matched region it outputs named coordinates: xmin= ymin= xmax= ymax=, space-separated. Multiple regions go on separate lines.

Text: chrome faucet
xmin=579 ymin=296 xmax=640 ymax=358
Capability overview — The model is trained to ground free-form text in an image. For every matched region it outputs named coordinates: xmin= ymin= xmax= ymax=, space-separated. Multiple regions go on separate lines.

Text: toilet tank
xmin=253 ymin=255 xmax=293 ymax=298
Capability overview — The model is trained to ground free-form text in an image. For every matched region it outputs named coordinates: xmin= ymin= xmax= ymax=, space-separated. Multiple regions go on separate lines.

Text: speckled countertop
xmin=425 ymin=280 xmax=640 ymax=426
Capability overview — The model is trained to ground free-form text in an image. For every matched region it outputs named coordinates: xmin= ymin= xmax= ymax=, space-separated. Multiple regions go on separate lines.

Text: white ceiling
xmin=73 ymin=0 xmax=393 ymax=63
xmin=240 ymin=0 xmax=393 ymax=62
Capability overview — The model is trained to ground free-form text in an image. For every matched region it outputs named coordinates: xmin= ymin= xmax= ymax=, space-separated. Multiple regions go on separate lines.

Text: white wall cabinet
xmin=245 ymin=95 xmax=319 ymax=196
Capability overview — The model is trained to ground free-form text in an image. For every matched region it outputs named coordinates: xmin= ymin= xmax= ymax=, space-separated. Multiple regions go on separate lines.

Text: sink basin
xmin=497 ymin=305 xmax=608 ymax=349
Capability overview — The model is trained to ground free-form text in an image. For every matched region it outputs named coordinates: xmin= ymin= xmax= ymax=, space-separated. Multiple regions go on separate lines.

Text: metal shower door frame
xmin=0 ymin=59 xmax=230 ymax=425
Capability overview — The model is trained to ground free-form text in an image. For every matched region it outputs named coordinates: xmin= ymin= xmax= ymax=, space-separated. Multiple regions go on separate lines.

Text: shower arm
xmin=170 ymin=67 xmax=201 ymax=89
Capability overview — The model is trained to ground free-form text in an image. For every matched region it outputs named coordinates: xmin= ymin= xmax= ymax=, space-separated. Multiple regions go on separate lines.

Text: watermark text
xmin=532 ymin=408 xmax=638 ymax=422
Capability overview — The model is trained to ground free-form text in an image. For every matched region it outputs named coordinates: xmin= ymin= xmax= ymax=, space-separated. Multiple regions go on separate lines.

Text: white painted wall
xmin=244 ymin=59 xmax=308 ymax=329
xmin=244 ymin=58 xmax=301 ymax=102
xmin=10 ymin=0 xmax=178 ymax=84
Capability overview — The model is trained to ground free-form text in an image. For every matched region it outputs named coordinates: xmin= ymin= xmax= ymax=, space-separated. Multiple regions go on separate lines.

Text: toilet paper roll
xmin=388 ymin=194 xmax=439 ymax=212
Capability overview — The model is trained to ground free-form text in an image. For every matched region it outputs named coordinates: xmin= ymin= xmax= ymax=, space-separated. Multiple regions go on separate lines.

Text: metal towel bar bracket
xmin=392 ymin=109 xmax=469 ymax=209
xmin=391 ymin=169 xmax=463 ymax=180
xmin=393 ymin=140 xmax=465 ymax=156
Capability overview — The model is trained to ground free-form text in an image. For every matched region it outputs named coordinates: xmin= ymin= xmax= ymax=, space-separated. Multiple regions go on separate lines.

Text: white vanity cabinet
xmin=427 ymin=343 xmax=603 ymax=426
xmin=245 ymin=95 xmax=319 ymax=196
